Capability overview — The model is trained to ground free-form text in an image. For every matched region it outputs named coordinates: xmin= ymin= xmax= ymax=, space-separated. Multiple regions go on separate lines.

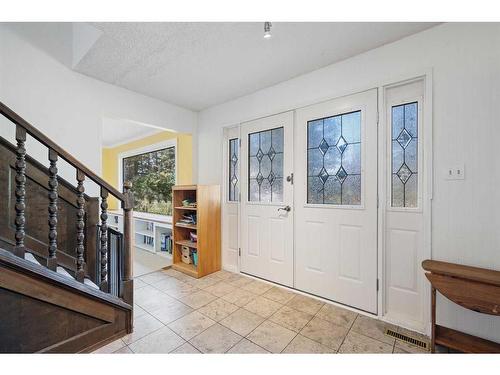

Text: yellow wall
xmin=102 ymin=131 xmax=193 ymax=210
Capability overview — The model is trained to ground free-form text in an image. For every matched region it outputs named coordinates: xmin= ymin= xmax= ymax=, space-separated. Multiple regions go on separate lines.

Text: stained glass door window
xmin=391 ymin=102 xmax=418 ymax=207
xmin=228 ymin=138 xmax=239 ymax=201
xmin=307 ymin=111 xmax=361 ymax=205
xmin=248 ymin=127 xmax=284 ymax=203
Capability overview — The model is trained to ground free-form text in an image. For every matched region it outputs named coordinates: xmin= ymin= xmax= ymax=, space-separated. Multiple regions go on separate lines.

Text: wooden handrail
xmin=0 ymin=101 xmax=125 ymax=202
xmin=0 ymin=100 xmax=134 ymax=307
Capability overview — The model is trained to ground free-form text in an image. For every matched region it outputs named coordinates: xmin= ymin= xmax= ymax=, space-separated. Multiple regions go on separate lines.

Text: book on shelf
xmin=160 ymin=232 xmax=172 ymax=254
xmin=189 ymin=232 xmax=197 ymax=242
xmin=178 ymin=213 xmax=197 ymax=225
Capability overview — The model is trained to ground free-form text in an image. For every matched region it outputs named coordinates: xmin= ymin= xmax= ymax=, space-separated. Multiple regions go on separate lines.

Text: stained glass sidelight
xmin=307 ymin=111 xmax=361 ymax=205
xmin=248 ymin=127 xmax=284 ymax=202
xmin=391 ymin=102 xmax=418 ymax=207
xmin=228 ymin=138 xmax=240 ymax=201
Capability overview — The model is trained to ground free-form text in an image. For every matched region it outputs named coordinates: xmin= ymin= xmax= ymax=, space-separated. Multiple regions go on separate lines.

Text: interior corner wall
xmin=102 ymin=131 xmax=193 ymax=210
xmin=0 ymin=25 xmax=197 ymax=195
xmin=197 ymin=23 xmax=500 ymax=343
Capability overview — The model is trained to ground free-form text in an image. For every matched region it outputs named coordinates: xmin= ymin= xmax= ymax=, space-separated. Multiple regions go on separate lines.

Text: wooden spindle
xmin=99 ymin=188 xmax=109 ymax=292
xmin=47 ymin=149 xmax=58 ymax=271
xmin=122 ymin=181 xmax=134 ymax=310
xmin=14 ymin=126 xmax=27 ymax=258
xmin=75 ymin=169 xmax=85 ymax=282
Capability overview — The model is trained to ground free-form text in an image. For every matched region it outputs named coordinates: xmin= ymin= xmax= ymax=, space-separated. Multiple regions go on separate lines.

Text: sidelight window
xmin=391 ymin=102 xmax=418 ymax=208
xmin=228 ymin=138 xmax=240 ymax=201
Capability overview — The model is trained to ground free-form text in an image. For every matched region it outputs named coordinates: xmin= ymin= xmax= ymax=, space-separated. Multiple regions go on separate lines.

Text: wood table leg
xmin=431 ymin=286 xmax=436 ymax=353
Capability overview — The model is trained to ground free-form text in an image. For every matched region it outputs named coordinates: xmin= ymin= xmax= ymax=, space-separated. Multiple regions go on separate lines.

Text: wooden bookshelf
xmin=171 ymin=185 xmax=221 ymax=278
xmin=175 ymin=240 xmax=198 ymax=249
xmin=174 ymin=206 xmax=198 ymax=211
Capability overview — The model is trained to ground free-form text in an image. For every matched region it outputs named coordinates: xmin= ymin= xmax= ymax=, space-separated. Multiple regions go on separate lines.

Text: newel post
xmin=122 ymin=181 xmax=134 ymax=310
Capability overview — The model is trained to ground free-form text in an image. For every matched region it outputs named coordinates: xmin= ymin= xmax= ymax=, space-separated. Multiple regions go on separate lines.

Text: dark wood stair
xmin=0 ymin=101 xmax=135 ymax=353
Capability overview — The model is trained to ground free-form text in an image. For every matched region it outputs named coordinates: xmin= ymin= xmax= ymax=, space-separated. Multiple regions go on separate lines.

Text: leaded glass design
xmin=391 ymin=102 xmax=418 ymax=208
xmin=307 ymin=111 xmax=361 ymax=205
xmin=228 ymin=138 xmax=239 ymax=201
xmin=248 ymin=127 xmax=284 ymax=202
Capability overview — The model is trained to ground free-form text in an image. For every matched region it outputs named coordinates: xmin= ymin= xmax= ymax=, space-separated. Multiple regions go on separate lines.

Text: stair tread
xmin=25 ymin=252 xmax=99 ymax=290
xmin=84 ymin=278 xmax=99 ymax=289
xmin=25 ymin=252 xmax=41 ymax=266
xmin=56 ymin=266 xmax=73 ymax=278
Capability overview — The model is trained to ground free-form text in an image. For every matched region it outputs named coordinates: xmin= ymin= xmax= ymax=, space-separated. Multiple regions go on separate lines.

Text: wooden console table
xmin=422 ymin=260 xmax=500 ymax=353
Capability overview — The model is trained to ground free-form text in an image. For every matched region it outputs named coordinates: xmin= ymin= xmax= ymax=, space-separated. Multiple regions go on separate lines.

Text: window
xmin=122 ymin=145 xmax=176 ymax=215
xmin=391 ymin=102 xmax=418 ymax=208
xmin=307 ymin=111 xmax=361 ymax=205
xmin=248 ymin=127 xmax=284 ymax=203
xmin=228 ymin=138 xmax=240 ymax=201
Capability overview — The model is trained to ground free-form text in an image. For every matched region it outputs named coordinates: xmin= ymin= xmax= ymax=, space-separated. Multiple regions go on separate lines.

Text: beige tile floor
xmin=133 ymin=248 xmax=172 ymax=277
xmin=93 ymin=268 xmax=433 ymax=354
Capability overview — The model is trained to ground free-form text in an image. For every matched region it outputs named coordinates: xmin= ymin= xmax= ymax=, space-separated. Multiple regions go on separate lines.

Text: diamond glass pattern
xmin=397 ymin=128 xmax=412 ymax=149
xmin=397 ymin=164 xmax=411 ymax=184
xmin=319 ymin=167 xmax=329 ymax=183
xmin=248 ymin=128 xmax=284 ymax=202
xmin=256 ymin=172 xmax=264 ymax=185
xmin=336 ymin=166 xmax=347 ymax=183
xmin=391 ymin=102 xmax=418 ymax=208
xmin=336 ymin=136 xmax=348 ymax=154
xmin=307 ymin=111 xmax=361 ymax=205
xmin=268 ymin=146 xmax=276 ymax=161
xmin=268 ymin=171 xmax=276 ymax=185
xmin=229 ymin=138 xmax=240 ymax=201
xmin=256 ymin=149 xmax=264 ymax=162
xmin=319 ymin=139 xmax=329 ymax=155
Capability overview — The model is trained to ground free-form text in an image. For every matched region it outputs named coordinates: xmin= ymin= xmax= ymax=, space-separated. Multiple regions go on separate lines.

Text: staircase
xmin=0 ymin=102 xmax=134 ymax=353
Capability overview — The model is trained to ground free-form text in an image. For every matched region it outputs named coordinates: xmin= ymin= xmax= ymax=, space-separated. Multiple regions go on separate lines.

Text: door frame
xmin=377 ymin=71 xmax=433 ymax=334
xmin=219 ymin=69 xmax=433 ymax=333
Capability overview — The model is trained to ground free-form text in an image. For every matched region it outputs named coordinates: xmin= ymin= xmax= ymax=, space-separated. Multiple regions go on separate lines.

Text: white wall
xmin=198 ymin=23 xmax=500 ymax=342
xmin=0 ymin=25 xmax=197 ymax=193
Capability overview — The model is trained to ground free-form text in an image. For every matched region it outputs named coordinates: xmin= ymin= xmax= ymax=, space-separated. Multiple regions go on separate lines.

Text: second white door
xmin=294 ymin=89 xmax=378 ymax=313
xmin=240 ymin=112 xmax=294 ymax=287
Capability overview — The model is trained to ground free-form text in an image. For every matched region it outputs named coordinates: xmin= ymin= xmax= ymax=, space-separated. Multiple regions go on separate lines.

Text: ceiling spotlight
xmin=264 ymin=22 xmax=272 ymax=39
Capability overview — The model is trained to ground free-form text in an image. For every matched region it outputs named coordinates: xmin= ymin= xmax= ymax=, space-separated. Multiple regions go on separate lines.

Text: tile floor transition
xmin=93 ymin=269 xmax=431 ymax=354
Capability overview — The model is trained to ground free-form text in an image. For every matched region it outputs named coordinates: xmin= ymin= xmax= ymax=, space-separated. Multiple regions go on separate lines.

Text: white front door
xmin=294 ymin=89 xmax=378 ymax=313
xmin=240 ymin=111 xmax=294 ymax=287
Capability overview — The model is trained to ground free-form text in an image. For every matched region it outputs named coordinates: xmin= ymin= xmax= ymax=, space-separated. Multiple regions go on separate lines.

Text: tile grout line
xmin=133 ymin=271 xmax=413 ymax=354
xmin=279 ymin=301 xmax=322 ymax=353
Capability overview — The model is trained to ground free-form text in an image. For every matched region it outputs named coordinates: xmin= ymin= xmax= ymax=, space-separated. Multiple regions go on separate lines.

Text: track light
xmin=264 ymin=22 xmax=272 ymax=39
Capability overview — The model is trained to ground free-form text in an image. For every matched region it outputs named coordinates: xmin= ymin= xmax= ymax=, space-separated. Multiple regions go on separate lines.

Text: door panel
xmin=240 ymin=112 xmax=294 ymax=287
xmin=294 ymin=89 xmax=378 ymax=313
xmin=383 ymin=79 xmax=427 ymax=331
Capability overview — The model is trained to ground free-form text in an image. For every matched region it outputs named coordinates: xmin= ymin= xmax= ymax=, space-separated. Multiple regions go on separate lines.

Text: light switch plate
xmin=445 ymin=164 xmax=465 ymax=180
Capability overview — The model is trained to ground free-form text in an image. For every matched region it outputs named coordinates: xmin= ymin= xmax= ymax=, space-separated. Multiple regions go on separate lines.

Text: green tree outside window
xmin=123 ymin=147 xmax=175 ymax=215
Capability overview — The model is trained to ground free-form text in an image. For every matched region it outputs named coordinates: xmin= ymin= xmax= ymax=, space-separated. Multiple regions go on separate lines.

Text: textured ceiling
xmin=74 ymin=22 xmax=438 ymax=111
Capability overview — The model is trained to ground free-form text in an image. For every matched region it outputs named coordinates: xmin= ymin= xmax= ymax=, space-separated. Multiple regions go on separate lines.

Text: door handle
xmin=278 ymin=205 xmax=291 ymax=212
